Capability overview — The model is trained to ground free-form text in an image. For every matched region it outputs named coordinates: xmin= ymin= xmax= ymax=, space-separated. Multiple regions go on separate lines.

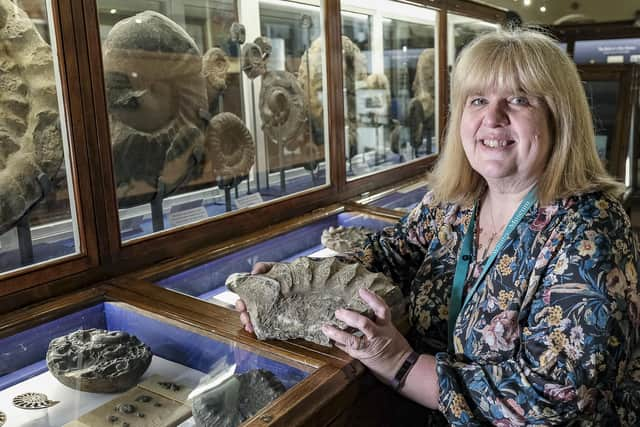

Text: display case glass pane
xmin=366 ymin=180 xmax=428 ymax=213
xmin=583 ymin=80 xmax=620 ymax=165
xmin=0 ymin=1 xmax=80 ymax=275
xmin=340 ymin=1 xmax=437 ymax=179
xmin=574 ymin=38 xmax=640 ymax=65
xmin=95 ymin=0 xmax=328 ymax=243
xmin=154 ymin=211 xmax=396 ymax=307
xmin=446 ymin=13 xmax=497 ymax=66
xmin=0 ymin=302 xmax=309 ymax=426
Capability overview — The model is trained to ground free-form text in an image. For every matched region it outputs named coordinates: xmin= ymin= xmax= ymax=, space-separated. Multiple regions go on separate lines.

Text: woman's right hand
xmin=234 ymin=262 xmax=274 ymax=334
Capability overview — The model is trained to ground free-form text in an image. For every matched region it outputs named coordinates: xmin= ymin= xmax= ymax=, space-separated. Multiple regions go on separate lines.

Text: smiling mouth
xmin=480 ymin=139 xmax=516 ymax=148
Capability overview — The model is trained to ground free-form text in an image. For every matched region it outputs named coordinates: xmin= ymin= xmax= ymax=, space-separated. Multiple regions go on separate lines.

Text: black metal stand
xmin=16 ymin=216 xmax=34 ymax=265
xmin=151 ymin=197 xmax=164 ymax=232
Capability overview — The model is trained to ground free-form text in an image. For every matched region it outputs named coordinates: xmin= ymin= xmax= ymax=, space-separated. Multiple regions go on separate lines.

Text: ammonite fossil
xmin=0 ymin=410 xmax=6 ymax=426
xmin=205 ymin=112 xmax=254 ymax=181
xmin=226 ymin=257 xmax=405 ymax=346
xmin=0 ymin=0 xmax=63 ymax=234
xmin=412 ymin=48 xmax=435 ymax=119
xmin=203 ymin=47 xmax=229 ymax=97
xmin=46 ymin=329 xmax=152 ymax=393
xmin=191 ymin=369 xmax=285 ymax=427
xmin=12 ymin=392 xmax=56 ymax=409
xmin=229 ymin=22 xmax=246 ymax=44
xmin=259 ymin=71 xmax=307 ymax=149
xmin=241 ymin=42 xmax=266 ymax=79
xmin=103 ymin=11 xmax=206 ymax=207
xmin=321 ymin=225 xmax=371 ymax=254
xmin=253 ymin=36 xmax=272 ymax=59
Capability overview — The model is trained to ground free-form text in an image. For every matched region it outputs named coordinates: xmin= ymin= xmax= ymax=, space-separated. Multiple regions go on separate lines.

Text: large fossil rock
xmin=202 ymin=47 xmax=229 ymax=104
xmin=298 ymin=35 xmax=366 ymax=154
xmin=226 ymin=257 xmax=405 ymax=346
xmin=103 ymin=11 xmax=206 ymax=207
xmin=412 ymin=48 xmax=435 ymax=119
xmin=321 ymin=225 xmax=370 ymax=254
xmin=46 ymin=329 xmax=152 ymax=393
xmin=259 ymin=70 xmax=307 ymax=150
xmin=206 ymin=112 xmax=254 ymax=181
xmin=192 ymin=369 xmax=285 ymax=427
xmin=0 ymin=0 xmax=63 ymax=234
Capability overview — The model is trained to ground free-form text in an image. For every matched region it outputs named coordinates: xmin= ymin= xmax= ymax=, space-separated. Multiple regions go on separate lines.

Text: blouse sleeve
xmin=436 ymin=200 xmax=640 ymax=425
xmin=352 ymin=191 xmax=438 ymax=295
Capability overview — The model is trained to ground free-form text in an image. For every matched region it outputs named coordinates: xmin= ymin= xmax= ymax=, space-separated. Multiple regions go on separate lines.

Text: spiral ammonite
xmin=206 ymin=112 xmax=255 ymax=181
xmin=0 ymin=410 xmax=6 ymax=426
xmin=241 ymin=42 xmax=266 ymax=79
xmin=12 ymin=393 xmax=55 ymax=409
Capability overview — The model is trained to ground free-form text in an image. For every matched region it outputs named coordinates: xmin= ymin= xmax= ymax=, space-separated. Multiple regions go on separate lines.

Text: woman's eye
xmin=510 ymin=96 xmax=530 ymax=105
xmin=470 ymin=98 xmax=486 ymax=106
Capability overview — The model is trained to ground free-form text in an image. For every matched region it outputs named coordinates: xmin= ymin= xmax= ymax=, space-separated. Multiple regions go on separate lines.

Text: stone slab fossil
xmin=226 ymin=256 xmax=405 ymax=346
xmin=46 ymin=329 xmax=152 ymax=393
xmin=321 ymin=225 xmax=371 ymax=254
xmin=103 ymin=11 xmax=206 ymax=207
xmin=191 ymin=369 xmax=285 ymax=427
xmin=65 ymin=374 xmax=191 ymax=427
xmin=0 ymin=0 xmax=63 ymax=234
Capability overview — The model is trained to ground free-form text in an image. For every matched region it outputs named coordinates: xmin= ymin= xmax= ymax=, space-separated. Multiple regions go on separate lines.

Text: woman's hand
xmin=234 ymin=262 xmax=274 ymax=334
xmin=322 ymin=288 xmax=413 ymax=386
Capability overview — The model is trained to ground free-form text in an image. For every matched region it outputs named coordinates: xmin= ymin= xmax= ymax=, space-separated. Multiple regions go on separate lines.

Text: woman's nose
xmin=482 ymin=102 xmax=509 ymax=127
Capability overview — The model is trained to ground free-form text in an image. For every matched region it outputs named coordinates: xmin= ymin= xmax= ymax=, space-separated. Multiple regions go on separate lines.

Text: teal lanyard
xmin=447 ymin=188 xmax=537 ymax=352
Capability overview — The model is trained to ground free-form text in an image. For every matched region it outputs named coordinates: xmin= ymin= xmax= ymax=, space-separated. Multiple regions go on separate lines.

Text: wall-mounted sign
xmin=574 ymin=38 xmax=640 ymax=65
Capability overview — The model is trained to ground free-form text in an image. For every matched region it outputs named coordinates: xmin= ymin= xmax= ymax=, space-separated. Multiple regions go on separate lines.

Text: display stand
xmin=218 ymin=176 xmax=236 ymax=212
xmin=150 ymin=196 xmax=164 ymax=232
xmin=16 ymin=215 xmax=34 ymax=265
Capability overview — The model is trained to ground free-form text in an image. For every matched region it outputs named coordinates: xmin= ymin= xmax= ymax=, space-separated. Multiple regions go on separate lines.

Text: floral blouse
xmin=356 ymin=190 xmax=640 ymax=426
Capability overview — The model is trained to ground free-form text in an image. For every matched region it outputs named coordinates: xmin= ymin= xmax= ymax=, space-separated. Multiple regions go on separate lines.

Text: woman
xmin=238 ymin=29 xmax=640 ymax=425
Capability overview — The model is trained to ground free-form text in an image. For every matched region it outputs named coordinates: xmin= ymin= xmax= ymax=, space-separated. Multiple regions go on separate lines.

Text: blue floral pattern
xmin=356 ymin=191 xmax=640 ymax=425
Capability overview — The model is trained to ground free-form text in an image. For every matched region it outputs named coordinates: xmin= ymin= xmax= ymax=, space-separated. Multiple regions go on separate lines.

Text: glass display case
xmin=0 ymin=289 xmax=344 ymax=427
xmin=447 ymin=12 xmax=497 ymax=65
xmin=357 ymin=178 xmax=429 ymax=214
xmin=140 ymin=208 xmax=396 ymax=309
xmin=0 ymin=0 xmax=81 ymax=275
xmin=340 ymin=1 xmax=438 ymax=179
xmin=93 ymin=0 xmax=330 ymax=242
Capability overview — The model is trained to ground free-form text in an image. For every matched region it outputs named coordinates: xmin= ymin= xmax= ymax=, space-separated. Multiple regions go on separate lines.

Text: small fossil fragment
xmin=226 ymin=256 xmax=405 ymax=346
xmin=12 ymin=392 xmax=56 ymax=409
xmin=321 ymin=225 xmax=370 ymax=253
xmin=0 ymin=410 xmax=6 ymax=426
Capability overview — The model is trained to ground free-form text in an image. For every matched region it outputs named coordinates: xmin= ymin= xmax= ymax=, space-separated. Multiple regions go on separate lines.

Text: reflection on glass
xmin=341 ymin=1 xmax=437 ymax=179
xmin=447 ymin=13 xmax=497 ymax=65
xmin=0 ymin=0 xmax=79 ymax=275
xmin=0 ymin=302 xmax=309 ymax=425
xmin=96 ymin=0 xmax=327 ymax=242
xmin=583 ymin=80 xmax=620 ymax=165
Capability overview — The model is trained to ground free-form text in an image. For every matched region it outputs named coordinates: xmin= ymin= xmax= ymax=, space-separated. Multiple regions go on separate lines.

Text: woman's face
xmin=460 ymin=87 xmax=552 ymax=192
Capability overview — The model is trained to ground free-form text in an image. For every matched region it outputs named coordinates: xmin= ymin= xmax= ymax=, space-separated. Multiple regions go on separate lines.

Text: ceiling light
xmin=109 ymin=8 xmax=117 ymax=14
xmin=540 ymin=6 xmax=546 ymax=12
xmin=524 ymin=0 xmax=531 ymax=6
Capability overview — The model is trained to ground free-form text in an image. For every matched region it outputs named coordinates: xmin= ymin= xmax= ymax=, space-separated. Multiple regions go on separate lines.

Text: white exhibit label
xmin=234 ymin=192 xmax=264 ymax=209
xmin=168 ymin=206 xmax=208 ymax=228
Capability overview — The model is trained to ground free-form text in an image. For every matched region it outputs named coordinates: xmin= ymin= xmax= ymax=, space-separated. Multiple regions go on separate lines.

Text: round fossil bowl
xmin=46 ymin=328 xmax=152 ymax=393
xmin=226 ymin=256 xmax=405 ymax=346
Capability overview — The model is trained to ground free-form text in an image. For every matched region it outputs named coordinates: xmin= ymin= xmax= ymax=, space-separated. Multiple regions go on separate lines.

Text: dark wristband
xmin=391 ymin=351 xmax=419 ymax=391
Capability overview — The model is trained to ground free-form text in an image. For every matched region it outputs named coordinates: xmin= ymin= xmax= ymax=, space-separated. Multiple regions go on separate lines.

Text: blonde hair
xmin=428 ymin=28 xmax=624 ymax=206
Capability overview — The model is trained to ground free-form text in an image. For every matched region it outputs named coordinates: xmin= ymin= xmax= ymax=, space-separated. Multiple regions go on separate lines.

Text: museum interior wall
xmin=0 ymin=0 xmax=639 ymax=425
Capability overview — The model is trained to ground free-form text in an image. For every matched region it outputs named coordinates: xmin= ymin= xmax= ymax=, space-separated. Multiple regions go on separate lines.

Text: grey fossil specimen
xmin=0 ymin=0 xmax=63 ymax=234
xmin=320 ymin=225 xmax=371 ymax=254
xmin=46 ymin=329 xmax=152 ymax=393
xmin=226 ymin=257 xmax=405 ymax=346
xmin=192 ymin=369 xmax=285 ymax=427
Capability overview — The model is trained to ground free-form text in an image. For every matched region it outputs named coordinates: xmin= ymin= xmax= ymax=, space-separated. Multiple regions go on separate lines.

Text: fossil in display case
xmin=229 ymin=22 xmax=245 ymax=44
xmin=0 ymin=410 xmax=5 ymax=426
xmin=299 ymin=35 xmax=366 ymax=156
xmin=46 ymin=329 xmax=152 ymax=393
xmin=321 ymin=225 xmax=371 ymax=254
xmin=202 ymin=47 xmax=229 ymax=105
xmin=241 ymin=42 xmax=267 ymax=80
xmin=103 ymin=10 xmax=207 ymax=207
xmin=66 ymin=375 xmax=191 ymax=427
xmin=412 ymin=48 xmax=435 ymax=120
xmin=253 ymin=36 xmax=272 ymax=58
xmin=191 ymin=369 xmax=285 ymax=427
xmin=407 ymin=98 xmax=425 ymax=149
xmin=226 ymin=256 xmax=405 ymax=346
xmin=259 ymin=70 xmax=307 ymax=149
xmin=12 ymin=392 xmax=57 ymax=409
xmin=206 ymin=112 xmax=254 ymax=181
xmin=0 ymin=0 xmax=63 ymax=234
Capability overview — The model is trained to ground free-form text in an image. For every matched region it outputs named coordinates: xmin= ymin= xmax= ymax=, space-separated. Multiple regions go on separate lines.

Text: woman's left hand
xmin=322 ymin=287 xmax=413 ymax=385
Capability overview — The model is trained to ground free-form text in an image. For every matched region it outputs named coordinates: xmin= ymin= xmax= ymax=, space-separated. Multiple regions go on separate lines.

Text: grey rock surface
xmin=226 ymin=257 xmax=405 ymax=346
xmin=192 ymin=369 xmax=285 ymax=427
xmin=46 ymin=329 xmax=152 ymax=393
xmin=103 ymin=11 xmax=206 ymax=207
xmin=320 ymin=225 xmax=370 ymax=254
xmin=0 ymin=0 xmax=63 ymax=234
